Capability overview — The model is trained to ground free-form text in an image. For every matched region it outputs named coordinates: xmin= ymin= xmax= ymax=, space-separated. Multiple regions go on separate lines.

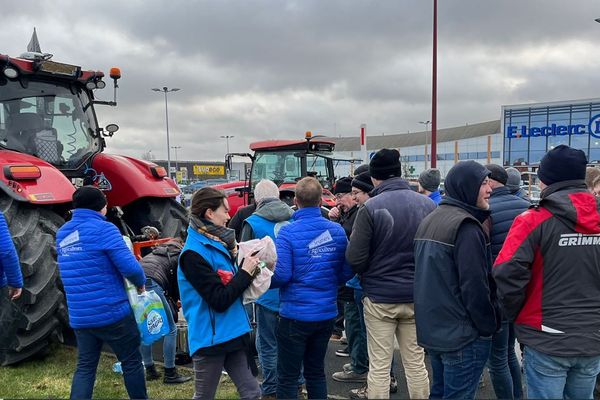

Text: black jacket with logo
xmin=493 ymin=180 xmax=600 ymax=357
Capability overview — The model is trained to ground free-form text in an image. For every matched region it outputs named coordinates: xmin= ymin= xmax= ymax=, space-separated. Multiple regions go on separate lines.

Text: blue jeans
xmin=524 ymin=346 xmax=600 ymax=399
xmin=488 ymin=321 xmax=522 ymax=399
xmin=140 ymin=279 xmax=177 ymax=368
xmin=72 ymin=313 xmax=147 ymax=399
xmin=277 ymin=317 xmax=334 ymax=400
xmin=429 ymin=337 xmax=492 ymax=399
xmin=344 ymin=299 xmax=368 ymax=374
xmin=256 ymin=305 xmax=305 ymax=395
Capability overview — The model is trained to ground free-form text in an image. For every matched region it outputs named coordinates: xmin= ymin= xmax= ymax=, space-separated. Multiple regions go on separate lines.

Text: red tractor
xmin=216 ymin=132 xmax=359 ymax=216
xmin=0 ymin=47 xmax=187 ymax=365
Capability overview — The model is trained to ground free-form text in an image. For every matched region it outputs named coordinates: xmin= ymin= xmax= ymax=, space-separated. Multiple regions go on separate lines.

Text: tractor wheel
xmin=0 ymin=194 xmax=67 ymax=366
xmin=122 ymin=197 xmax=188 ymax=239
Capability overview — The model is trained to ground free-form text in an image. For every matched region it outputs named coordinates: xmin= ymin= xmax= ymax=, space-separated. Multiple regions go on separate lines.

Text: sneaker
xmin=332 ymin=370 xmax=368 ymax=383
xmin=349 ymin=385 xmax=368 ymax=399
xmin=335 ymin=347 xmax=350 ymax=357
xmin=343 ymin=363 xmax=352 ymax=373
xmin=340 ymin=336 xmax=348 ymax=345
xmin=330 ymin=333 xmax=342 ymax=341
xmin=390 ymin=375 xmax=398 ymax=394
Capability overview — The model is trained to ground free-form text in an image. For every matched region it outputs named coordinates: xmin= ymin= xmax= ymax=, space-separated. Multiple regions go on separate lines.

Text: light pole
xmin=431 ymin=0 xmax=438 ymax=168
xmin=419 ymin=120 xmax=431 ymax=169
xmin=220 ymin=135 xmax=234 ymax=155
xmin=171 ymin=145 xmax=181 ymax=171
xmin=152 ymin=86 xmax=180 ymax=179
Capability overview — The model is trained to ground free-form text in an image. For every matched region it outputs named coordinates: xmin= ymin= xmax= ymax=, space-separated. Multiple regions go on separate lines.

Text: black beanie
xmin=72 ymin=186 xmax=107 ymax=211
xmin=418 ymin=168 xmax=441 ymax=192
xmin=537 ymin=145 xmax=587 ymax=186
xmin=333 ymin=177 xmax=353 ymax=194
xmin=352 ymin=172 xmax=374 ymax=193
xmin=354 ymin=164 xmax=369 ymax=175
xmin=369 ymin=148 xmax=402 ymax=180
xmin=485 ymin=164 xmax=508 ymax=185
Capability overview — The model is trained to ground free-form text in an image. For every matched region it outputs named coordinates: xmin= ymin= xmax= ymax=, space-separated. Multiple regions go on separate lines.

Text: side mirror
xmin=104 ymin=124 xmax=119 ymax=137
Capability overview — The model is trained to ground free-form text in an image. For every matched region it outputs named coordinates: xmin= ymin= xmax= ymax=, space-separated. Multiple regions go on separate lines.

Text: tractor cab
xmin=0 ymin=52 xmax=120 ymax=175
xmin=221 ymin=132 xmax=360 ymax=214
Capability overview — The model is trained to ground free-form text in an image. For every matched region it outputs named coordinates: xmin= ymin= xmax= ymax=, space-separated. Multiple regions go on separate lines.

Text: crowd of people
xmin=3 ymin=144 xmax=600 ymax=399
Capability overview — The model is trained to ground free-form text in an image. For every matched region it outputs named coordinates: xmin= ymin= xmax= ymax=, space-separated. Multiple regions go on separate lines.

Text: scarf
xmin=189 ymin=215 xmax=238 ymax=259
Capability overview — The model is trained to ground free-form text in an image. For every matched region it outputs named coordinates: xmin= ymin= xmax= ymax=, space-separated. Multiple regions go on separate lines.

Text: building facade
xmin=502 ymin=98 xmax=600 ymax=166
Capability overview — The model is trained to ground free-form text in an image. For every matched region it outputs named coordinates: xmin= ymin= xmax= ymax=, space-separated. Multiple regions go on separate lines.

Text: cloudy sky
xmin=3 ymin=0 xmax=600 ymax=161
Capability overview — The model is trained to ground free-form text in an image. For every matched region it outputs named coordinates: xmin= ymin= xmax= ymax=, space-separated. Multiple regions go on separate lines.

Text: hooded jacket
xmin=240 ymin=198 xmax=293 ymax=312
xmin=414 ymin=161 xmax=500 ymax=351
xmin=493 ymin=180 xmax=600 ymax=357
xmin=346 ymin=177 xmax=435 ymax=303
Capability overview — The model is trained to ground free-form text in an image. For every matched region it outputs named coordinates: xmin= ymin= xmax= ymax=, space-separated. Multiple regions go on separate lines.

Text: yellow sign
xmin=193 ymin=165 xmax=225 ymax=176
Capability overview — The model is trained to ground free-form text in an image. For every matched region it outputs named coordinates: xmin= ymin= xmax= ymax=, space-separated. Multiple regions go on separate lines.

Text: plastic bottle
xmin=112 ymin=361 xmax=122 ymax=374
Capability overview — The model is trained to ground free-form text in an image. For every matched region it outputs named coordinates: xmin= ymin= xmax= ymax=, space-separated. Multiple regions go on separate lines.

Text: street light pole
xmin=220 ymin=135 xmax=234 ymax=155
xmin=431 ymin=0 xmax=438 ymax=168
xmin=152 ymin=86 xmax=180 ymax=179
xmin=171 ymin=146 xmax=182 ymax=171
xmin=419 ymin=120 xmax=431 ymax=169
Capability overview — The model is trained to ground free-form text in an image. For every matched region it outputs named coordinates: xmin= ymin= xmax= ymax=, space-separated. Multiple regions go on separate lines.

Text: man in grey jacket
xmin=346 ymin=149 xmax=435 ymax=399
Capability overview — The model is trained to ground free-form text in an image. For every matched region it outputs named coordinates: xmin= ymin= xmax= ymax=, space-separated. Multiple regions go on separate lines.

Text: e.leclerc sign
xmin=506 ymin=113 xmax=600 ymax=139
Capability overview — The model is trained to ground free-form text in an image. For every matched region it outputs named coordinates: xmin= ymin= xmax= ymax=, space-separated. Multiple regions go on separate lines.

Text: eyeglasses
xmin=351 ymin=190 xmax=364 ymax=196
xmin=335 ymin=193 xmax=350 ymax=200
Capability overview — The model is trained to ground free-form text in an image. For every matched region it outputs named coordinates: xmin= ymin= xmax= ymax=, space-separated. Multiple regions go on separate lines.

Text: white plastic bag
xmin=238 ymin=236 xmax=277 ymax=271
xmin=243 ymin=266 xmax=274 ymax=304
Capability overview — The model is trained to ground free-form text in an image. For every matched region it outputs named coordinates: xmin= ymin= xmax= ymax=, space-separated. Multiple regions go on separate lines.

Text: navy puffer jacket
xmin=489 ymin=186 xmax=530 ymax=261
xmin=56 ymin=209 xmax=145 ymax=328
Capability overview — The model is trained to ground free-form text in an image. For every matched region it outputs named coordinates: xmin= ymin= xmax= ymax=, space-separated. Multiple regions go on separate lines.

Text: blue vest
xmin=178 ymin=227 xmax=251 ymax=355
xmin=244 ymin=214 xmax=289 ymax=312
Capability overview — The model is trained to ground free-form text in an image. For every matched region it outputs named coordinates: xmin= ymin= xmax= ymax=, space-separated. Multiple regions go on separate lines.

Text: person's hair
xmin=585 ymin=167 xmax=600 ymax=189
xmin=592 ymin=175 xmax=600 ymax=189
xmin=295 ymin=177 xmax=322 ymax=208
xmin=190 ymin=187 xmax=226 ymax=218
xmin=254 ymin=179 xmax=280 ymax=204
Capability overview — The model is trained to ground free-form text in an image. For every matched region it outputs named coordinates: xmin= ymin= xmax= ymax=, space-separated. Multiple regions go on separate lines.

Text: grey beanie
xmin=505 ymin=167 xmax=521 ymax=190
xmin=418 ymin=168 xmax=441 ymax=192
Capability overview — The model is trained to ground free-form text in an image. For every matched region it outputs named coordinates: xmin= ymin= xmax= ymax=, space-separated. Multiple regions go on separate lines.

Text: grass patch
xmin=0 ymin=344 xmax=239 ymax=399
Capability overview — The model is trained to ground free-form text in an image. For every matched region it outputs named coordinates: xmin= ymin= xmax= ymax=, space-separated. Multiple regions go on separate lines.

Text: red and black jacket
xmin=493 ymin=180 xmax=600 ymax=357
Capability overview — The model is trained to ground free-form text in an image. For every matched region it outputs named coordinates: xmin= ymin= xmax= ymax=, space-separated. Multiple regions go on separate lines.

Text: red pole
xmin=431 ymin=0 xmax=437 ymax=168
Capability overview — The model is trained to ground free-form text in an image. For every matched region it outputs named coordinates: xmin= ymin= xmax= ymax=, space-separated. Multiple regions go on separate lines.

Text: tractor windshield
xmin=0 ymin=80 xmax=101 ymax=169
xmin=251 ymin=150 xmax=332 ymax=189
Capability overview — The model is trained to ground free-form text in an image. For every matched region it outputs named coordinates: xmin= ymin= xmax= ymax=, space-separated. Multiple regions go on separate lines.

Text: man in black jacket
xmin=346 ymin=149 xmax=434 ymax=399
xmin=414 ymin=160 xmax=500 ymax=400
xmin=485 ymin=164 xmax=529 ymax=400
xmin=140 ymin=240 xmax=191 ymax=384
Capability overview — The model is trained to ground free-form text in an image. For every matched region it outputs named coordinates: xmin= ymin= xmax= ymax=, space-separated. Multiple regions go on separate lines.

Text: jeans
xmin=277 ymin=316 xmax=334 ymax=400
xmin=488 ymin=321 xmax=522 ymax=399
xmin=344 ymin=300 xmax=368 ymax=374
xmin=140 ymin=279 xmax=177 ymax=368
xmin=333 ymin=299 xmax=345 ymax=336
xmin=523 ymin=346 xmax=600 ymax=399
xmin=71 ymin=313 xmax=147 ymax=400
xmin=429 ymin=337 xmax=492 ymax=400
xmin=192 ymin=349 xmax=261 ymax=400
xmin=255 ymin=305 xmax=279 ymax=396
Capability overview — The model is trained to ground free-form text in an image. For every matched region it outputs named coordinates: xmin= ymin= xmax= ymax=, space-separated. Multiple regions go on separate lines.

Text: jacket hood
xmin=444 ymin=160 xmax=490 ymax=207
xmin=255 ymin=198 xmax=294 ymax=222
xmin=151 ymin=242 xmax=183 ymax=258
xmin=371 ymin=177 xmax=410 ymax=196
xmin=540 ymin=180 xmax=600 ymax=234
xmin=440 ymin=196 xmax=491 ymax=223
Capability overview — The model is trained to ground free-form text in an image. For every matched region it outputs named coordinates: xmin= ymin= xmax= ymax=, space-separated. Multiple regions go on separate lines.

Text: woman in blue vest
xmin=178 ymin=187 xmax=262 ymax=400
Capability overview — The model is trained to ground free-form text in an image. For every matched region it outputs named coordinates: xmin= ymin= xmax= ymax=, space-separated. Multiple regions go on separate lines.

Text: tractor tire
xmin=122 ymin=197 xmax=188 ymax=239
xmin=0 ymin=194 xmax=67 ymax=366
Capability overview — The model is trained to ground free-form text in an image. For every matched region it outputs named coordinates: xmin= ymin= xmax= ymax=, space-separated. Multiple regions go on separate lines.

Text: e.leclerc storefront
xmin=502 ymin=98 xmax=600 ymax=167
